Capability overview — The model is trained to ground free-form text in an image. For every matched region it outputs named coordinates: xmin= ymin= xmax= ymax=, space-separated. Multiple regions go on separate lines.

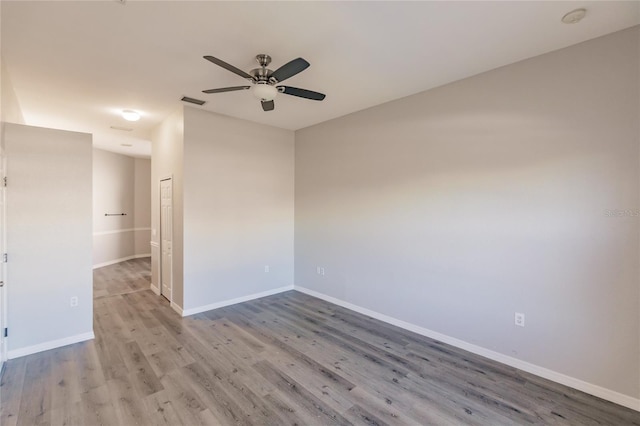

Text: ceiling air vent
xmin=181 ymin=96 xmax=206 ymax=106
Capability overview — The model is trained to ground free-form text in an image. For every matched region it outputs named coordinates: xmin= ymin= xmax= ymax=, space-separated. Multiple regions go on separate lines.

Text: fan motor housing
xmin=250 ymin=68 xmax=273 ymax=82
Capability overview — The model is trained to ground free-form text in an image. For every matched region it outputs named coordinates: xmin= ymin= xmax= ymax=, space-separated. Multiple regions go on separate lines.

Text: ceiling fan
xmin=202 ymin=54 xmax=326 ymax=112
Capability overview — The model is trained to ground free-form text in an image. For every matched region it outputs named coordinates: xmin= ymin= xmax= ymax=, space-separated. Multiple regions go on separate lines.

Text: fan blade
xmin=204 ymin=56 xmax=254 ymax=80
xmin=270 ymin=58 xmax=310 ymax=83
xmin=261 ymin=100 xmax=275 ymax=111
xmin=278 ymin=86 xmax=325 ymax=101
xmin=202 ymin=86 xmax=251 ymax=94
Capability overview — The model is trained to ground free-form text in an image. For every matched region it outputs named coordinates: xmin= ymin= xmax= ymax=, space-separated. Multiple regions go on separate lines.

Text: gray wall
xmin=295 ymin=27 xmax=640 ymax=398
xmin=182 ymin=107 xmax=294 ymax=312
xmin=151 ymin=108 xmax=184 ymax=308
xmin=93 ymin=149 xmax=150 ymax=267
xmin=150 ymin=107 xmax=294 ymax=313
xmin=5 ymin=123 xmax=93 ymax=354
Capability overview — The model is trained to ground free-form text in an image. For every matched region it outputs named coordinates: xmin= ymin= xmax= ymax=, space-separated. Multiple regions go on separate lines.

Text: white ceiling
xmin=2 ymin=1 xmax=638 ymax=158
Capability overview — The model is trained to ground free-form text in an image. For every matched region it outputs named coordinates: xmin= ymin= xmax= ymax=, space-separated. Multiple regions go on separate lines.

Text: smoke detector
xmin=561 ymin=8 xmax=587 ymax=24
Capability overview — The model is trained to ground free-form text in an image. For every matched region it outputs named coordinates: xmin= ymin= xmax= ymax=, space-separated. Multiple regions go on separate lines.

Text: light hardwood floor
xmin=1 ymin=258 xmax=639 ymax=425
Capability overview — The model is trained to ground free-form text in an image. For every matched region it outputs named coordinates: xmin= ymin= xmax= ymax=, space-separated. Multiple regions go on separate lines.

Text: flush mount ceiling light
xmin=561 ymin=8 xmax=587 ymax=24
xmin=121 ymin=109 xmax=140 ymax=121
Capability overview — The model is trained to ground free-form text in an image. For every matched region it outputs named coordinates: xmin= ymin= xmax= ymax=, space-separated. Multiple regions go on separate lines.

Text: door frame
xmin=159 ymin=176 xmax=173 ymax=304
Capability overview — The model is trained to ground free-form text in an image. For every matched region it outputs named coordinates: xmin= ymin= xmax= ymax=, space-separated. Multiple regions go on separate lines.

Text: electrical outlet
xmin=70 ymin=296 xmax=79 ymax=307
xmin=320 ymin=267 xmax=325 ymax=276
xmin=317 ymin=267 xmax=321 ymax=275
xmin=515 ymin=312 xmax=525 ymax=327
xmin=264 ymin=265 xmax=269 ymax=273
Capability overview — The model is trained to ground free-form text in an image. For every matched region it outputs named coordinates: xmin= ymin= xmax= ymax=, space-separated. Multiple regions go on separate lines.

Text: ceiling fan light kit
xmin=253 ymin=83 xmax=278 ymax=101
xmin=202 ymin=54 xmax=326 ymax=111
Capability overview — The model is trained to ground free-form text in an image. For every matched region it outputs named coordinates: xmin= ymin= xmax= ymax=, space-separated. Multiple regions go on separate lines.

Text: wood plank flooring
xmin=1 ymin=257 xmax=639 ymax=425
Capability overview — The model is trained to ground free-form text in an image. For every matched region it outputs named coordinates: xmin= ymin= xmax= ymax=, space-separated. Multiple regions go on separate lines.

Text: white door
xmin=0 ymin=151 xmax=5 ymax=368
xmin=160 ymin=179 xmax=173 ymax=302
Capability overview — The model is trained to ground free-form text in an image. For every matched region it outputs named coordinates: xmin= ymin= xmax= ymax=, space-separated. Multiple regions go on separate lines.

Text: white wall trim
xmin=293 ymin=286 xmax=640 ymax=412
xmin=8 ymin=331 xmax=95 ymax=359
xmin=93 ymin=227 xmax=151 ymax=236
xmin=93 ymin=253 xmax=151 ymax=269
xmin=171 ymin=302 xmax=183 ymax=316
xmin=182 ymin=285 xmax=294 ymax=317
xmin=150 ymin=283 xmax=161 ymax=295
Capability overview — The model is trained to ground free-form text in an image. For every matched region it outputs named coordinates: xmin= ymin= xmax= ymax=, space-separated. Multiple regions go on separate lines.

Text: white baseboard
xmin=93 ymin=253 xmax=151 ymax=269
xmin=294 ymin=286 xmax=640 ymax=412
xmin=150 ymin=283 xmax=161 ymax=295
xmin=171 ymin=302 xmax=183 ymax=316
xmin=8 ymin=331 xmax=95 ymax=359
xmin=182 ymin=285 xmax=294 ymax=317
